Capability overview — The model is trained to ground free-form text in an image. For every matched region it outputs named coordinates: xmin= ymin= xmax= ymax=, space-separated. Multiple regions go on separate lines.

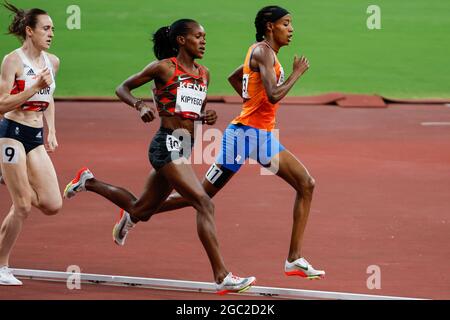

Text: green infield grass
xmin=1 ymin=0 xmax=449 ymax=98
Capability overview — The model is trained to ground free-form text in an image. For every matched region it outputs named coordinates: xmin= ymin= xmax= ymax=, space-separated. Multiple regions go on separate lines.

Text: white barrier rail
xmin=11 ymin=268 xmax=423 ymax=300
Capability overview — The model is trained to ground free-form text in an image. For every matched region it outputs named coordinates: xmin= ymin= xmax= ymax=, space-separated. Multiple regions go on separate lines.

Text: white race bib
xmin=2 ymin=145 xmax=19 ymax=164
xmin=166 ymin=134 xmax=181 ymax=152
xmin=175 ymin=87 xmax=206 ymax=116
xmin=242 ymin=73 xmax=250 ymax=99
xmin=277 ymin=65 xmax=285 ymax=87
xmin=205 ymin=163 xmax=224 ymax=185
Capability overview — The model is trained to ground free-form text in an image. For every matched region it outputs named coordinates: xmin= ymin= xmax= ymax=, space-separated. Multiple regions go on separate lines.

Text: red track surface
xmin=1 ymin=102 xmax=449 ymax=299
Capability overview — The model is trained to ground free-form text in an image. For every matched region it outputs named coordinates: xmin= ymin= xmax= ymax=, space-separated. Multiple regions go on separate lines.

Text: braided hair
xmin=254 ymin=6 xmax=289 ymax=41
xmin=152 ymin=19 xmax=198 ymax=60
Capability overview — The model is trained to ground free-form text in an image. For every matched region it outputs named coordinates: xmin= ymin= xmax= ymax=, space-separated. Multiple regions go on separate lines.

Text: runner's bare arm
xmin=253 ymin=46 xmax=309 ymax=104
xmin=43 ymin=54 xmax=60 ymax=151
xmin=44 ymin=97 xmax=58 ymax=152
xmin=115 ymin=60 xmax=170 ymax=108
xmin=115 ymin=60 xmax=172 ymax=122
xmin=201 ymin=67 xmax=217 ymax=125
xmin=200 ymin=67 xmax=210 ymax=113
xmin=228 ymin=65 xmax=243 ymax=98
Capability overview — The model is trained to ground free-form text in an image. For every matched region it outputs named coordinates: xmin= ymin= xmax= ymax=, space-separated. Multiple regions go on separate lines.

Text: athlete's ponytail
xmin=3 ymin=1 xmax=47 ymax=41
xmin=152 ymin=18 xmax=198 ymax=60
xmin=153 ymin=26 xmax=176 ymax=60
xmin=254 ymin=6 xmax=289 ymax=42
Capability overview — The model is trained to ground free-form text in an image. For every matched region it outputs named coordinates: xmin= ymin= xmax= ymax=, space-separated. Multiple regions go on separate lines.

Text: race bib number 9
xmin=176 ymin=87 xmax=206 ymax=116
xmin=2 ymin=145 xmax=19 ymax=164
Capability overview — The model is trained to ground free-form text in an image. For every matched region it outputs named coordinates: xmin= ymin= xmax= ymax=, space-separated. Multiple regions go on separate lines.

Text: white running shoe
xmin=216 ymin=272 xmax=256 ymax=295
xmin=0 ymin=266 xmax=23 ymax=286
xmin=285 ymin=257 xmax=325 ymax=280
xmin=63 ymin=167 xmax=94 ymax=199
xmin=112 ymin=209 xmax=135 ymax=246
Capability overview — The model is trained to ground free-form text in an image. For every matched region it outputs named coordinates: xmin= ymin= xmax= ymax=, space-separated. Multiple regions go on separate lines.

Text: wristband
xmin=133 ymin=99 xmax=144 ymax=110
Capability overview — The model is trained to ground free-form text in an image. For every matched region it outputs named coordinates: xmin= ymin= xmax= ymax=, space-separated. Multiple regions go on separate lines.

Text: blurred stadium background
xmin=1 ymin=0 xmax=449 ymax=98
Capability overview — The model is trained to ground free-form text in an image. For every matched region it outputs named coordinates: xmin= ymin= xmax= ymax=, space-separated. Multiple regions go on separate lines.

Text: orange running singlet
xmin=231 ymin=42 xmax=284 ymax=131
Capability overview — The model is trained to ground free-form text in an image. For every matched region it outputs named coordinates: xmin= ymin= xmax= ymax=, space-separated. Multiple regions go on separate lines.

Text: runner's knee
xmin=305 ymin=176 xmax=315 ymax=191
xmin=39 ymin=200 xmax=62 ymax=216
xmin=13 ymin=197 xmax=32 ymax=219
xmin=296 ymin=175 xmax=315 ymax=195
xmin=194 ymin=193 xmax=214 ymax=214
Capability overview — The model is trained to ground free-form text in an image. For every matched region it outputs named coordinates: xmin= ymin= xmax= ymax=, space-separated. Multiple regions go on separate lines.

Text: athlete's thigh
xmin=159 ymin=162 xmax=235 ymax=210
xmin=0 ymin=138 xmax=33 ymax=202
xmin=216 ymin=124 xmax=248 ymax=174
xmin=26 ymin=145 xmax=61 ymax=206
xmin=201 ymin=163 xmax=236 ymax=198
xmin=133 ymin=168 xmax=174 ymax=212
xmin=206 ymin=125 xmax=242 ymax=197
xmin=160 ymin=160 xmax=207 ymax=203
xmin=275 ymin=149 xmax=312 ymax=189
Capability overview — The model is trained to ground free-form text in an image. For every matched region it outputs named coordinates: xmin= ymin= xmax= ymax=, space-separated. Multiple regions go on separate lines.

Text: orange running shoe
xmin=63 ymin=167 xmax=94 ymax=199
xmin=112 ymin=209 xmax=135 ymax=246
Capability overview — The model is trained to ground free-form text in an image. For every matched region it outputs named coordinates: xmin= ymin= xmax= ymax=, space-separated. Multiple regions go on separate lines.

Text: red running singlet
xmin=152 ymin=57 xmax=208 ymax=120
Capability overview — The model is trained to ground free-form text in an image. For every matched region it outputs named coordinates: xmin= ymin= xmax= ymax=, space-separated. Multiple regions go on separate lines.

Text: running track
xmin=0 ymin=101 xmax=449 ymax=299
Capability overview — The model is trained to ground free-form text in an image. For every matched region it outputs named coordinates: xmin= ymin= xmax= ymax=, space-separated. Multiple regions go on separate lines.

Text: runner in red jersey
xmin=64 ymin=19 xmax=255 ymax=294
xmin=0 ymin=2 xmax=61 ymax=286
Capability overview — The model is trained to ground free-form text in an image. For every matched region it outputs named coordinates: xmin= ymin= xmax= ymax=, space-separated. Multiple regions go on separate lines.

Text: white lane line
xmin=421 ymin=122 xmax=450 ymax=126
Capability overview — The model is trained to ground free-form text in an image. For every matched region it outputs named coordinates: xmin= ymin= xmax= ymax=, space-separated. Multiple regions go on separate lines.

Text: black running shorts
xmin=0 ymin=118 xmax=44 ymax=154
xmin=148 ymin=127 xmax=194 ymax=170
